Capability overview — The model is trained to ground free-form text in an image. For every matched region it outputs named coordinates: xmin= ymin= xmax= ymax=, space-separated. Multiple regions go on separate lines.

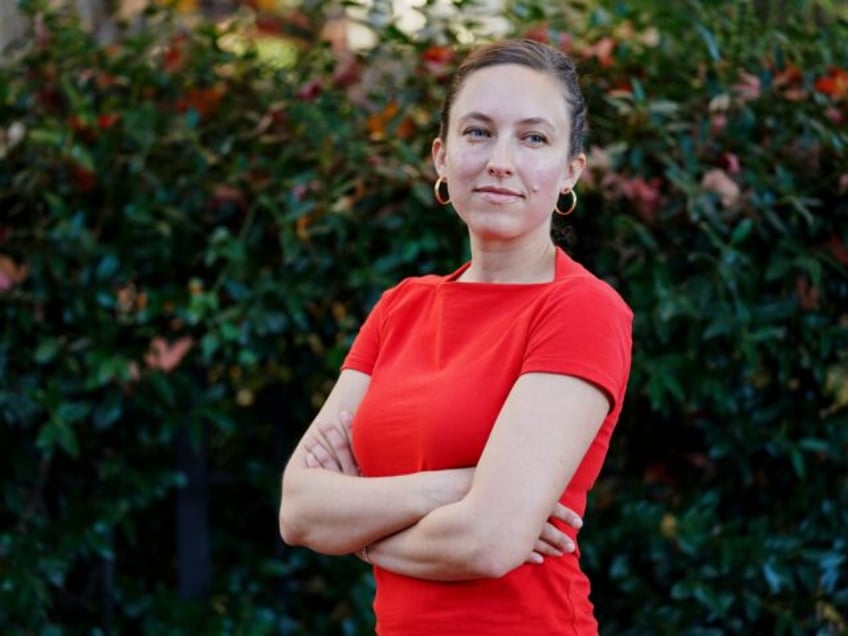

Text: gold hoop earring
xmin=554 ymin=189 xmax=577 ymax=216
xmin=434 ymin=177 xmax=451 ymax=205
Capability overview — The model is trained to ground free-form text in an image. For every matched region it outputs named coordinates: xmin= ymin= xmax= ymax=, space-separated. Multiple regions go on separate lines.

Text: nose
xmin=486 ymin=138 xmax=515 ymax=178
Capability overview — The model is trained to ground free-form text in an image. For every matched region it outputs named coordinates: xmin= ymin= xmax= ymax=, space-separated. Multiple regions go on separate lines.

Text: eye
xmin=524 ymin=132 xmax=548 ymax=145
xmin=463 ymin=127 xmax=491 ymax=139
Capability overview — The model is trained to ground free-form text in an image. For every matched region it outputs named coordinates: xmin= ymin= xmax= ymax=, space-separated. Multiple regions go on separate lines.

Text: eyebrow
xmin=458 ymin=112 xmax=557 ymax=130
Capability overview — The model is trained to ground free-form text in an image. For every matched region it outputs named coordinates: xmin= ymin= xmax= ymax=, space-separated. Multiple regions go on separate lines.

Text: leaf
xmin=36 ymin=417 xmax=80 ymax=458
xmin=789 ymin=445 xmax=806 ymax=479
xmin=96 ymin=254 xmax=120 ymax=281
xmin=694 ymin=23 xmax=721 ymax=61
xmin=762 ymin=561 xmax=788 ymax=594
xmin=55 ymin=401 xmax=91 ymax=424
xmin=201 ymin=332 xmax=219 ymax=359
xmin=35 ymin=339 xmax=61 ymax=364
xmin=93 ymin=391 xmax=123 ymax=431
xmin=730 ymin=218 xmax=753 ymax=245
xmin=69 ymin=144 xmax=95 ymax=173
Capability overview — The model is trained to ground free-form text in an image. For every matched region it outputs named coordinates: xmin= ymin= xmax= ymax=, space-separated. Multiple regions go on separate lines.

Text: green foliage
xmin=1 ymin=0 xmax=846 ymax=634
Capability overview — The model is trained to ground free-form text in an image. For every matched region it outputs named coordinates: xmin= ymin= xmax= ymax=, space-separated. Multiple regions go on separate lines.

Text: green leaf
xmin=730 ymin=218 xmax=753 ymax=245
xmin=34 ymin=339 xmax=61 ymax=364
xmin=762 ymin=562 xmax=788 ymax=594
xmin=93 ymin=391 xmax=124 ymax=431
xmin=36 ymin=417 xmax=80 ymax=458
xmin=96 ymin=254 xmax=120 ymax=281
xmin=694 ymin=23 xmax=721 ymax=61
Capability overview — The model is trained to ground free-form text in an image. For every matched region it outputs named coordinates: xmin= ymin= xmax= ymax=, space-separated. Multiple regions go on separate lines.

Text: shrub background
xmin=1 ymin=0 xmax=847 ymax=634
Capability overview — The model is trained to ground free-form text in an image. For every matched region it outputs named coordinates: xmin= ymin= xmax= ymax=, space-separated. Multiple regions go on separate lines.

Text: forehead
xmin=451 ymin=63 xmax=570 ymax=128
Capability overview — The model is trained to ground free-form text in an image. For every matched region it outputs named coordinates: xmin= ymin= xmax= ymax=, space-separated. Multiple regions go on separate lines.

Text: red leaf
xmin=795 ymin=276 xmax=820 ymax=311
xmin=72 ymin=165 xmax=96 ymax=192
xmin=296 ymin=79 xmax=322 ymax=102
xmin=815 ymin=68 xmax=848 ymax=99
xmin=0 ymin=254 xmax=27 ymax=293
xmin=828 ymin=236 xmax=848 ymax=266
xmin=523 ymin=25 xmax=550 ymax=44
xmin=582 ymin=37 xmax=616 ymax=67
xmin=175 ymin=85 xmax=225 ymax=118
xmin=145 ymin=336 xmax=193 ymax=373
xmin=421 ymin=45 xmax=453 ymax=66
xmin=97 ymin=113 xmax=121 ymax=129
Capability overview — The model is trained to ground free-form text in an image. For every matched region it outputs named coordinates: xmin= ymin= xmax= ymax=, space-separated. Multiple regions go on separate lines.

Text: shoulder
xmin=559 ymin=274 xmax=632 ymax=319
xmin=381 ymin=272 xmax=443 ymax=300
xmin=545 ymin=253 xmax=633 ymax=324
xmin=369 ymin=271 xmax=448 ymax=317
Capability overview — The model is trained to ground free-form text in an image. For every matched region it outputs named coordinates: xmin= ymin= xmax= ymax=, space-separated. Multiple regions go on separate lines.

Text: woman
xmin=279 ymin=39 xmax=633 ymax=634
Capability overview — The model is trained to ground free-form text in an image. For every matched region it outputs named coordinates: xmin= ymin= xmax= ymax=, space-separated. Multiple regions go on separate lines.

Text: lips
xmin=474 ymin=185 xmax=524 ymax=203
xmin=475 ymin=185 xmax=522 ymax=196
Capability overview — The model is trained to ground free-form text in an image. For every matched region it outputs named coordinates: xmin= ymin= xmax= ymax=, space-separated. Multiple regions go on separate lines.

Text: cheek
xmin=446 ymin=146 xmax=487 ymax=177
xmin=527 ymin=166 xmax=568 ymax=212
xmin=529 ymin=166 xmax=565 ymax=194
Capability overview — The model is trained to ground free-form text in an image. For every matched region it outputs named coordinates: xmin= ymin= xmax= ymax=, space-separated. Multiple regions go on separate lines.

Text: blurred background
xmin=1 ymin=0 xmax=847 ymax=633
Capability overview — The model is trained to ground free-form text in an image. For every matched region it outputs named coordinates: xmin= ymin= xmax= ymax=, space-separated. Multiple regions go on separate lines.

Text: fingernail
xmin=574 ymin=516 xmax=583 ymax=528
xmin=532 ymin=554 xmax=544 ymax=564
xmin=340 ymin=410 xmax=350 ymax=424
xmin=565 ymin=540 xmax=575 ymax=552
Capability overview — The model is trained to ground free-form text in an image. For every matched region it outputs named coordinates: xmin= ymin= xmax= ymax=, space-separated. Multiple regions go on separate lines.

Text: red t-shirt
xmin=343 ymin=248 xmax=633 ymax=635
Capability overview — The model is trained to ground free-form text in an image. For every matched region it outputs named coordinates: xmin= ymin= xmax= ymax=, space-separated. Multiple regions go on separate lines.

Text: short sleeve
xmin=341 ymin=284 xmax=402 ymax=375
xmin=521 ymin=278 xmax=633 ymax=409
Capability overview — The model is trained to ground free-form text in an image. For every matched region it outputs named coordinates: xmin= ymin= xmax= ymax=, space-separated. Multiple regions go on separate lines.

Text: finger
xmin=307 ymin=440 xmax=341 ymax=472
xmin=539 ymin=522 xmax=575 ymax=553
xmin=305 ymin=451 xmax=319 ymax=468
xmin=318 ymin=421 xmax=359 ymax=476
xmin=524 ymin=551 xmax=544 ymax=565
xmin=337 ymin=411 xmax=355 ymax=454
xmin=310 ymin=422 xmax=343 ymax=466
xmin=533 ymin=538 xmax=563 ymax=558
xmin=340 ymin=412 xmax=360 ymax=475
xmin=324 ymin=426 xmax=359 ymax=475
xmin=550 ymin=503 xmax=583 ymax=530
xmin=340 ymin=410 xmax=354 ymax=435
xmin=303 ymin=430 xmax=335 ymax=459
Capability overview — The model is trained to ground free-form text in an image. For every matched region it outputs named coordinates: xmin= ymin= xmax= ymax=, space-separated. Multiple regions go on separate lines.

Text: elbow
xmin=464 ymin=525 xmax=530 ymax=579
xmin=471 ymin=546 xmax=525 ymax=579
xmin=279 ymin=498 xmax=348 ymax=555
xmin=278 ymin=487 xmax=312 ymax=548
xmin=278 ymin=473 xmax=316 ymax=548
xmin=278 ymin=504 xmax=305 ymax=547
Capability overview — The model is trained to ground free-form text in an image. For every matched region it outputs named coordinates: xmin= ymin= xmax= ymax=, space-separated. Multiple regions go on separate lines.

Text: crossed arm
xmin=279 ymin=368 xmax=609 ymax=580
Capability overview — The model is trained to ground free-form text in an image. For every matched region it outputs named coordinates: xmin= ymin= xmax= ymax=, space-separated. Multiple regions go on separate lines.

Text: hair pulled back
xmin=438 ymin=39 xmax=587 ymax=159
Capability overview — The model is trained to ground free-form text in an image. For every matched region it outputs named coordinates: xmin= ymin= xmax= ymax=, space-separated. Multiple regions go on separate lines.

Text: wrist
xmin=432 ymin=468 xmax=474 ymax=508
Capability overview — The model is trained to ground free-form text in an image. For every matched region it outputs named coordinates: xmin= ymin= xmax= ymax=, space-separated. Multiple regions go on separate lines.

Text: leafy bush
xmin=1 ymin=0 xmax=846 ymax=634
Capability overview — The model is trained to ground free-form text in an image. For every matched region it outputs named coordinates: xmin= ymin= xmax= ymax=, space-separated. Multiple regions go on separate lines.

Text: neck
xmin=460 ymin=233 xmax=558 ymax=284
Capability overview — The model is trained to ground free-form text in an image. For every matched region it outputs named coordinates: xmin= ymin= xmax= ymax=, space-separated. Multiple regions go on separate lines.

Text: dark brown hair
xmin=438 ymin=39 xmax=587 ymax=158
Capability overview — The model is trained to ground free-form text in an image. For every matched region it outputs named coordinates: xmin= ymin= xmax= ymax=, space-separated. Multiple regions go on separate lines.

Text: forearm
xmin=366 ymin=497 xmax=527 ymax=581
xmin=279 ymin=463 xmax=471 ymax=555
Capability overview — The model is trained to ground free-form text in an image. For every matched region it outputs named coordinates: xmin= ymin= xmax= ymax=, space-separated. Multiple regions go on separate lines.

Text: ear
xmin=432 ymin=137 xmax=447 ymax=177
xmin=562 ymin=152 xmax=587 ymax=192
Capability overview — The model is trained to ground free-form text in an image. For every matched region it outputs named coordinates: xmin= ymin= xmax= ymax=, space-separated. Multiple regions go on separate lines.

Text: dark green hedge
xmin=1 ymin=1 xmax=846 ymax=634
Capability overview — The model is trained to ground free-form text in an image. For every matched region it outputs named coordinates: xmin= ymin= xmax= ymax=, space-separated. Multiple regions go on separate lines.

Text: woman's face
xmin=433 ymin=64 xmax=585 ymax=244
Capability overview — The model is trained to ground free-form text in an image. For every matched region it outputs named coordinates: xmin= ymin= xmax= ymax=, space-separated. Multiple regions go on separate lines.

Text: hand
xmin=526 ymin=502 xmax=583 ymax=564
xmin=304 ymin=411 xmax=360 ymax=476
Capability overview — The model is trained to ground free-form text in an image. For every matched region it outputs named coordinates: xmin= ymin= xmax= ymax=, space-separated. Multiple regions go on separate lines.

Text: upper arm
xmin=464 ymin=371 xmax=610 ymax=573
xmin=280 ymin=368 xmax=370 ymax=545
xmin=285 ymin=369 xmax=371 ymax=472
